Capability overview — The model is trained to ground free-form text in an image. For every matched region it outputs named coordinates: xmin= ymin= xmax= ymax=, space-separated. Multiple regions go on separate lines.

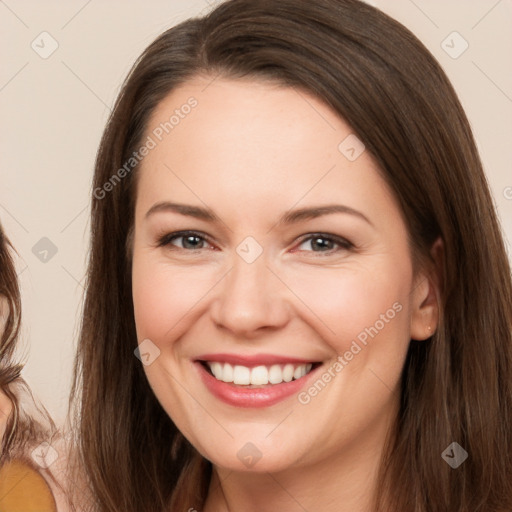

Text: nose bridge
xmin=211 ymin=245 xmax=288 ymax=334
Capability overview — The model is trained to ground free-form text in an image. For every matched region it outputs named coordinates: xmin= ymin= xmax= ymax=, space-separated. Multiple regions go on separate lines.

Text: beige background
xmin=0 ymin=0 xmax=511 ymax=424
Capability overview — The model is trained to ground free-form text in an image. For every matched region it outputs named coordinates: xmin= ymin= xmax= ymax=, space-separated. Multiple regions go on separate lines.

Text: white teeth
xmin=233 ymin=365 xmax=251 ymax=385
xmin=251 ymin=366 xmax=268 ymax=385
xmin=268 ymin=365 xmax=283 ymax=384
xmin=221 ymin=363 xmax=234 ymax=383
xmin=206 ymin=361 xmax=315 ymax=385
xmin=210 ymin=362 xmax=222 ymax=379
xmin=283 ymin=364 xmax=294 ymax=382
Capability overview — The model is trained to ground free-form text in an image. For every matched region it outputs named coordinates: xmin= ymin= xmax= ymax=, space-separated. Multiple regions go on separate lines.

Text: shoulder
xmin=0 ymin=459 xmax=57 ymax=511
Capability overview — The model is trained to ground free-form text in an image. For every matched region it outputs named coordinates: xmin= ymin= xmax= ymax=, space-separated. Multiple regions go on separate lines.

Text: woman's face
xmin=131 ymin=77 xmax=435 ymax=473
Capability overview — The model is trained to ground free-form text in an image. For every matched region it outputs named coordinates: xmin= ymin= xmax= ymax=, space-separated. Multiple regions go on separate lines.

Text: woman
xmin=0 ymin=224 xmax=67 ymax=511
xmin=70 ymin=0 xmax=512 ymax=510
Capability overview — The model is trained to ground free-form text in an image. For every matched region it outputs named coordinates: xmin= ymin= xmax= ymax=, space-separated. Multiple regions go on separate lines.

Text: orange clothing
xmin=0 ymin=459 xmax=57 ymax=512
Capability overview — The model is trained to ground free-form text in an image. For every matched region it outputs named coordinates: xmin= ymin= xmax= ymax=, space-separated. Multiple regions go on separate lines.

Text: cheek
xmin=131 ymin=253 xmax=213 ymax=343
xmin=281 ymin=259 xmax=411 ymax=354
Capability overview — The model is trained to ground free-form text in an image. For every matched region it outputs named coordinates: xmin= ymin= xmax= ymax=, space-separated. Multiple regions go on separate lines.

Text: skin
xmin=0 ymin=301 xmax=13 ymax=447
xmin=131 ymin=77 xmax=440 ymax=512
xmin=0 ymin=389 xmax=11 ymax=445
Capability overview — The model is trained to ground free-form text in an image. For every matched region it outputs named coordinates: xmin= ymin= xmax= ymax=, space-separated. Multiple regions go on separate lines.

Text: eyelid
xmin=157 ymin=230 xmax=354 ymax=255
xmin=156 ymin=230 xmax=216 ymax=250
xmin=292 ymin=233 xmax=354 ymax=253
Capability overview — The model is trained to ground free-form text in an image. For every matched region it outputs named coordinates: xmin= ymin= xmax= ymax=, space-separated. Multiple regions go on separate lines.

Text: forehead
xmin=144 ymin=76 xmax=352 ymax=165
xmin=136 ymin=77 xmax=398 ymax=227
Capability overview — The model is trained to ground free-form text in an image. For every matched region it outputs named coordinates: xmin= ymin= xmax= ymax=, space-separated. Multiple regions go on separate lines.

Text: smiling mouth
xmin=199 ymin=361 xmax=321 ymax=387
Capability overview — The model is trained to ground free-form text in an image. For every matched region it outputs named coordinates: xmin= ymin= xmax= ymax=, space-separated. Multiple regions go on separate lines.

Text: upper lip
xmin=196 ymin=353 xmax=319 ymax=367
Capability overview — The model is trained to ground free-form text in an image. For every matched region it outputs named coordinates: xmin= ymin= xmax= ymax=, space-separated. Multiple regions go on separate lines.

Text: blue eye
xmin=157 ymin=231 xmax=353 ymax=255
xmin=295 ymin=233 xmax=353 ymax=254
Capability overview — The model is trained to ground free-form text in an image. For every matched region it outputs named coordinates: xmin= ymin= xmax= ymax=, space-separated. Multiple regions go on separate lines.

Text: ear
xmin=410 ymin=237 xmax=443 ymax=341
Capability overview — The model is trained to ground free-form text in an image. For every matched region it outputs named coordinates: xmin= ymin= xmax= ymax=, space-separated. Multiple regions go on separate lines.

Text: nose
xmin=209 ymin=249 xmax=291 ymax=338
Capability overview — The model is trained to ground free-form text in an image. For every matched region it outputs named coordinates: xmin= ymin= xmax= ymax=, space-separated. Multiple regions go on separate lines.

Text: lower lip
xmin=195 ymin=361 xmax=320 ymax=408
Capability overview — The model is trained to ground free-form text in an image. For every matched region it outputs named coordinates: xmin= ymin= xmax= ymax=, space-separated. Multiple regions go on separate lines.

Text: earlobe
xmin=410 ymin=237 xmax=444 ymax=341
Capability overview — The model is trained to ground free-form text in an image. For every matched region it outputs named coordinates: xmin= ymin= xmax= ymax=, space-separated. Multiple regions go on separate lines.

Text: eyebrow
xmin=145 ymin=202 xmax=373 ymax=227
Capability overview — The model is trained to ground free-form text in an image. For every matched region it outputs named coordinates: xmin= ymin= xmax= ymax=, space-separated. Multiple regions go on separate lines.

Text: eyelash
xmin=156 ymin=230 xmax=354 ymax=256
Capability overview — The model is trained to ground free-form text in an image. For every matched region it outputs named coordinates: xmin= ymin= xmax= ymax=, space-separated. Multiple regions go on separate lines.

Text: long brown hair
xmin=70 ymin=0 xmax=512 ymax=510
xmin=0 ymin=224 xmax=23 ymax=459
xmin=0 ymin=224 xmax=58 ymax=468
